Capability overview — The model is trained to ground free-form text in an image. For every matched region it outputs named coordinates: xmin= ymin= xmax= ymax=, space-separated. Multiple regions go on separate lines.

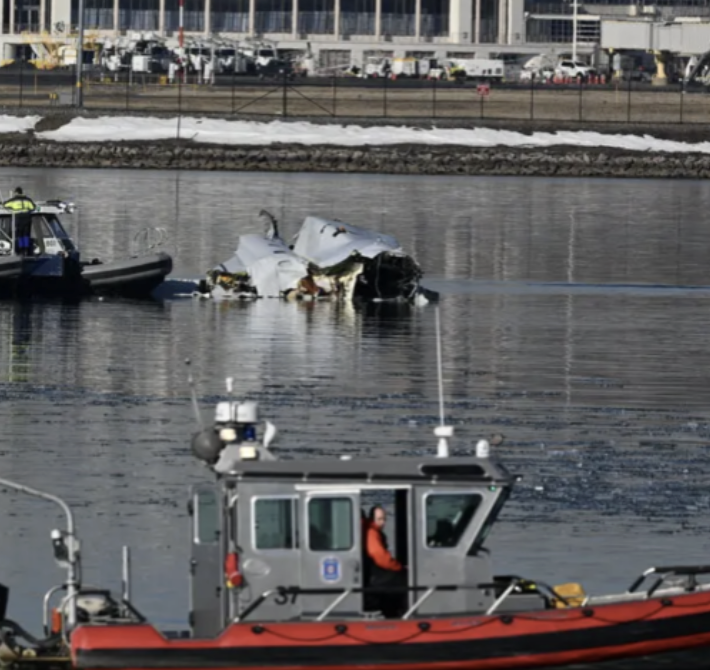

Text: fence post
xmin=432 ymin=76 xmax=436 ymax=118
xmin=126 ymin=68 xmax=130 ymax=111
xmin=679 ymin=81 xmax=684 ymax=124
xmin=626 ymin=76 xmax=631 ymax=123
xmin=332 ymin=74 xmax=337 ymax=117
xmin=231 ymin=66 xmax=236 ymax=115
xmin=177 ymin=67 xmax=183 ymax=139
xmin=479 ymin=88 xmax=484 ymax=119
xmin=578 ymin=78 xmax=583 ymax=122
xmin=282 ymin=67 xmax=288 ymax=118
xmin=530 ymin=74 xmax=534 ymax=120
xmin=19 ymin=55 xmax=23 ymax=108
xmin=383 ymin=74 xmax=388 ymax=118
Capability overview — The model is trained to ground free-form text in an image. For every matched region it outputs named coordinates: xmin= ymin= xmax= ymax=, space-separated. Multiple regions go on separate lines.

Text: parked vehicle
xmin=0 ymin=199 xmax=173 ymax=299
xmin=555 ymin=59 xmax=595 ymax=82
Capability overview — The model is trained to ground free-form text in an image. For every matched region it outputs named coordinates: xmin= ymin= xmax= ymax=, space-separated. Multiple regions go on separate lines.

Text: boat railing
xmin=234 ymin=577 xmax=570 ymax=622
xmin=57 ymin=588 xmax=147 ymax=644
xmin=45 ymin=545 xmax=145 ymax=641
xmin=627 ymin=564 xmax=710 ymax=598
xmin=42 ymin=583 xmax=127 ymax=635
xmin=0 ymin=222 xmax=14 ymax=255
xmin=132 ymin=226 xmax=170 ymax=257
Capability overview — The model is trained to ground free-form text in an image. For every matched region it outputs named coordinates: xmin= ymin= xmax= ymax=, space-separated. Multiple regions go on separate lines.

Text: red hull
xmin=71 ymin=590 xmax=710 ymax=670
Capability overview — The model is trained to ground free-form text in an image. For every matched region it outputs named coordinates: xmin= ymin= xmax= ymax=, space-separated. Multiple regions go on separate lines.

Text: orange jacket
xmin=365 ymin=522 xmax=402 ymax=571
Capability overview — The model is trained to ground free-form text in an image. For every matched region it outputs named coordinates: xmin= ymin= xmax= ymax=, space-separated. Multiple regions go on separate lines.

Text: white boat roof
xmin=0 ymin=200 xmax=75 ymax=215
xmin=218 ymin=454 xmax=515 ymax=484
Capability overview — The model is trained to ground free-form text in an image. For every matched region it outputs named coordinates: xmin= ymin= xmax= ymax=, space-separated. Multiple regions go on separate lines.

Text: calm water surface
xmin=1 ymin=169 xmax=710 ymax=631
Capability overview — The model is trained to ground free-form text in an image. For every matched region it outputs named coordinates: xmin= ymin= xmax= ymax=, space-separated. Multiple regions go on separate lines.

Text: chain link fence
xmin=1 ymin=66 xmax=705 ymax=125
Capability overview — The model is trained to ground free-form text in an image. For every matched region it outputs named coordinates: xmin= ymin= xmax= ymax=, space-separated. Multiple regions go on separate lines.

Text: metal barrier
xmin=132 ymin=226 xmax=170 ymax=256
xmin=627 ymin=564 xmax=710 ymax=598
xmin=0 ymin=69 xmax=700 ymax=125
xmin=234 ymin=577 xmax=567 ymax=622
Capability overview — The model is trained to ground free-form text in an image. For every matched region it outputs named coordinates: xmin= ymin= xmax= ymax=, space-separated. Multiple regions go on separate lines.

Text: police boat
xmin=4 ymin=384 xmax=710 ymax=668
xmin=0 ymin=200 xmax=173 ymax=299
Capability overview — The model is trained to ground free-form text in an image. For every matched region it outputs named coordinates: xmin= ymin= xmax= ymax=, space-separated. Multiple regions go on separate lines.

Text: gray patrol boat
xmin=2 ymin=374 xmax=710 ymax=669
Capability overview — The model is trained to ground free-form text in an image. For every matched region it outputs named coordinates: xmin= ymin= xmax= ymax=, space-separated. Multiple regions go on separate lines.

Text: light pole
xmin=0 ymin=477 xmax=80 ymax=629
xmin=572 ymin=0 xmax=577 ymax=61
xmin=179 ymin=0 xmax=186 ymax=83
xmin=75 ymin=0 xmax=85 ymax=107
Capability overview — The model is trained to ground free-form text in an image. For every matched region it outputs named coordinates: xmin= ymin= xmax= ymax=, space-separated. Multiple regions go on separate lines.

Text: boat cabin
xmin=188 ymin=400 xmax=541 ymax=638
xmin=0 ymin=201 xmax=77 ymax=259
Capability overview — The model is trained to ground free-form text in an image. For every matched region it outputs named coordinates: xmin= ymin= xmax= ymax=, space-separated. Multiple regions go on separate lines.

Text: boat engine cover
xmin=70 ymin=595 xmax=112 ymax=617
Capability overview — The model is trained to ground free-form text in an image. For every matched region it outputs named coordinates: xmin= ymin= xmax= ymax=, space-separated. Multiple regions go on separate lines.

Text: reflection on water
xmin=1 ymin=170 xmax=710 ymax=631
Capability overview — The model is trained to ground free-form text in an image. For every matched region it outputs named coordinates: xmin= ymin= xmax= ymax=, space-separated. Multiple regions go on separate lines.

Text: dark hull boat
xmin=81 ymin=252 xmax=173 ymax=298
xmin=0 ymin=255 xmax=23 ymax=296
xmin=3 ymin=370 xmax=710 ymax=670
xmin=0 ymin=255 xmax=23 ymax=279
xmin=0 ymin=201 xmax=173 ymax=300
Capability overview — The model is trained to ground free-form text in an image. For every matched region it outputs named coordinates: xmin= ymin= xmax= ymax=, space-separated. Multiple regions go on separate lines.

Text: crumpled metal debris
xmin=199 ymin=211 xmax=436 ymax=304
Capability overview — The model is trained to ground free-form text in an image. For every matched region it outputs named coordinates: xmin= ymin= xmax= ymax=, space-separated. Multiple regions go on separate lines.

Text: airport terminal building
xmin=4 ymin=0 xmax=710 ymax=69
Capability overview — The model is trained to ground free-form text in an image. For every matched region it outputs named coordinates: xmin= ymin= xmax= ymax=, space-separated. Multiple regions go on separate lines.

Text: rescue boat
xmin=0 ymin=200 xmax=173 ymax=300
xmin=2 ymin=372 xmax=710 ymax=670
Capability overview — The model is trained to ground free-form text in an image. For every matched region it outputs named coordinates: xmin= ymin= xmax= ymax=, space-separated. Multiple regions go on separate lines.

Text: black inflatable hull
xmin=0 ymin=256 xmax=23 ymax=280
xmin=82 ymin=253 xmax=173 ymax=299
xmin=0 ymin=256 xmax=22 ymax=296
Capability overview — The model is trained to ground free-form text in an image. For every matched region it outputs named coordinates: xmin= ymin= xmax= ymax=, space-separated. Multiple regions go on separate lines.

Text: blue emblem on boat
xmin=320 ymin=556 xmax=341 ymax=583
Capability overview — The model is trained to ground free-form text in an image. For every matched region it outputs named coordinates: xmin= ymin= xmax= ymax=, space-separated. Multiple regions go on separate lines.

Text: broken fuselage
xmin=201 ymin=216 xmax=432 ymax=303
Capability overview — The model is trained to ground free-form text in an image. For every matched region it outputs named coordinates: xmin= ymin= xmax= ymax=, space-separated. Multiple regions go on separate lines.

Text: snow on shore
xmin=27 ymin=115 xmax=710 ymax=155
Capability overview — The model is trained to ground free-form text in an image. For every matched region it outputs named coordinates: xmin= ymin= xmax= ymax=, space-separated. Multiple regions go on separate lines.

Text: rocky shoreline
xmin=0 ymin=140 xmax=707 ymax=178
xmin=0 ymin=110 xmax=708 ymax=178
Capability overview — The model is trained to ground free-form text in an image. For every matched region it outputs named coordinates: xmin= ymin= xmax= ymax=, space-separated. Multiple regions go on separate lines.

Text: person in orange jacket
xmin=364 ymin=505 xmax=406 ymax=617
xmin=366 ymin=506 xmax=403 ymax=571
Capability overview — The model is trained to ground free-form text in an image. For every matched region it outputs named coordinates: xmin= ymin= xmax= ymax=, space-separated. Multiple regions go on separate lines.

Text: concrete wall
xmin=449 ymin=0 xmax=473 ymax=42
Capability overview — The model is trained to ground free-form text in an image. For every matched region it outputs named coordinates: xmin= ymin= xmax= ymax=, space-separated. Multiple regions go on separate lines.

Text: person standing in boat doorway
xmin=3 ymin=188 xmax=37 ymax=257
xmin=3 ymin=187 xmax=37 ymax=212
xmin=364 ymin=505 xmax=407 ymax=618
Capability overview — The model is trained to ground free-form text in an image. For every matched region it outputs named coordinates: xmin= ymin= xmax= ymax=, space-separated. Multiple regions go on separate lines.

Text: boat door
xmin=234 ymin=484 xmax=301 ymax=622
xmin=299 ymin=489 xmax=362 ymax=618
xmin=188 ymin=484 xmax=224 ymax=638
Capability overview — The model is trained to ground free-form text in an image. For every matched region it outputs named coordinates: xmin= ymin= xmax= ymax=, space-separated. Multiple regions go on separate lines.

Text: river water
xmin=1 ymin=168 xmax=710 ymax=632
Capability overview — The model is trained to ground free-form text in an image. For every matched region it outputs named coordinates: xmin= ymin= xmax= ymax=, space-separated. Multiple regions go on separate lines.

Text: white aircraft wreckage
xmin=196 ymin=211 xmax=438 ymax=303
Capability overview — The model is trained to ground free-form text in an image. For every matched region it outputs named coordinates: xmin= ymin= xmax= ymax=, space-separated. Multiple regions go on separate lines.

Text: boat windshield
xmin=43 ymin=215 xmax=76 ymax=250
xmin=425 ymin=493 xmax=482 ymax=548
xmin=467 ymin=487 xmax=510 ymax=555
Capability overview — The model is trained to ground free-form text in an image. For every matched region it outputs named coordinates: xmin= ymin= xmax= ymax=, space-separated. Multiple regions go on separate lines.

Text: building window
xmin=421 ymin=0 xmax=449 ymax=37
xmin=298 ymin=0 xmax=334 ymax=35
xmin=424 ymin=493 xmax=482 ymax=548
xmin=308 ymin=497 xmax=353 ymax=551
xmin=254 ymin=498 xmax=298 ymax=550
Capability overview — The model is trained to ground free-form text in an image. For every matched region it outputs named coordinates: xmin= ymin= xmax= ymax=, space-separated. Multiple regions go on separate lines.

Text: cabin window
xmin=308 ymin=497 xmax=353 ymax=551
xmin=253 ymin=497 xmax=298 ymax=550
xmin=194 ymin=488 xmax=220 ymax=544
xmin=44 ymin=215 xmax=75 ymax=250
xmin=424 ymin=493 xmax=482 ymax=548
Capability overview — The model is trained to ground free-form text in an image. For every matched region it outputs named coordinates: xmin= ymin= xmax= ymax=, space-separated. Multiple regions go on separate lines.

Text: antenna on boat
xmin=186 ymin=358 xmax=204 ymax=430
xmin=226 ymin=376 xmax=234 ymax=405
xmin=434 ymin=305 xmax=452 ymax=458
